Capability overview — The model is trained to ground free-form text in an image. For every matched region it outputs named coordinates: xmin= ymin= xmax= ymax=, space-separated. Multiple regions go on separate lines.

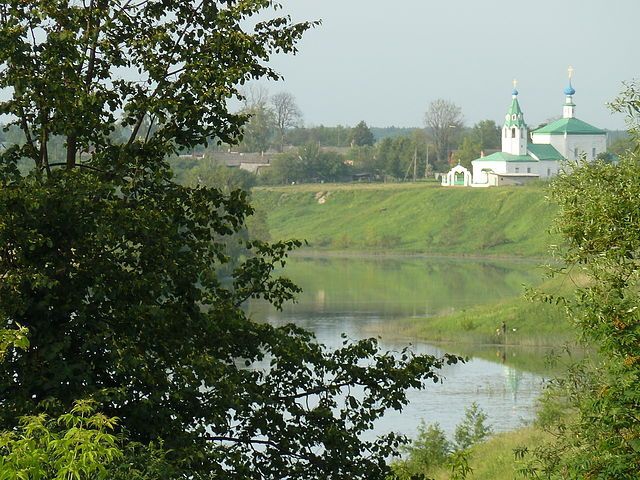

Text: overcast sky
xmin=259 ymin=0 xmax=639 ymax=130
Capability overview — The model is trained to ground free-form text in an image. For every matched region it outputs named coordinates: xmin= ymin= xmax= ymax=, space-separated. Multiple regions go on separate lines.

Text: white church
xmin=442 ymin=70 xmax=607 ymax=187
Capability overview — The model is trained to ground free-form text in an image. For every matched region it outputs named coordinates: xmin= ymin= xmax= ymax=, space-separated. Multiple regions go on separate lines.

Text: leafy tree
xmin=238 ymin=87 xmax=277 ymax=153
xmin=424 ymin=99 xmax=464 ymax=170
xmin=0 ymin=1 xmax=457 ymax=478
xmin=350 ymin=120 xmax=375 ymax=146
xmin=468 ymin=120 xmax=501 ymax=151
xmin=365 ymin=131 xmax=429 ymax=180
xmin=455 ymin=136 xmax=482 ymax=170
xmin=271 ymin=91 xmax=302 ymax=152
xmin=261 ymin=143 xmax=350 ymax=184
xmin=393 ymin=403 xmax=490 ymax=480
xmin=453 ymin=402 xmax=492 ymax=450
xmin=520 ymin=81 xmax=640 ymax=479
xmin=399 ymin=422 xmax=451 ymax=474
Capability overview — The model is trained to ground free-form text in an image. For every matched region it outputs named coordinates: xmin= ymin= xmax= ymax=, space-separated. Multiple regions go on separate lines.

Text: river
xmin=246 ymin=255 xmax=549 ymax=441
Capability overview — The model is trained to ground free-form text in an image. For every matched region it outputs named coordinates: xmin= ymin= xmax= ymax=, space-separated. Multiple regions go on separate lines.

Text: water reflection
xmin=246 ymin=256 xmax=547 ymax=439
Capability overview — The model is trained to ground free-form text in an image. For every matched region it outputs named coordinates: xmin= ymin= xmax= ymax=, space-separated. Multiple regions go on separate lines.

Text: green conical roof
xmin=504 ymin=96 xmax=526 ymax=128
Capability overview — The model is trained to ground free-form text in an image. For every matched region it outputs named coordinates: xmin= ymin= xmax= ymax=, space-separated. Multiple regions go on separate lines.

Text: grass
xmin=252 ymin=182 xmax=559 ymax=258
xmin=366 ymin=269 xmax=578 ymax=341
xmin=428 ymin=426 xmax=550 ymax=480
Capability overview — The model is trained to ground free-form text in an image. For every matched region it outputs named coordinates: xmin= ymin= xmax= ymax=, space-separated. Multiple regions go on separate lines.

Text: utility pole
xmin=425 ymin=145 xmax=430 ymax=178
xmin=413 ymin=147 xmax=417 ymax=181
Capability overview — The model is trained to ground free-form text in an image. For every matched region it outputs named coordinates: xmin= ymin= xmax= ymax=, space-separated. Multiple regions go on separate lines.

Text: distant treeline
xmin=1 ymin=120 xmax=631 ymax=187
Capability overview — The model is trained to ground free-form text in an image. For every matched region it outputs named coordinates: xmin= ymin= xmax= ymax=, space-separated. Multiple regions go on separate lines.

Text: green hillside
xmin=252 ymin=182 xmax=558 ymax=258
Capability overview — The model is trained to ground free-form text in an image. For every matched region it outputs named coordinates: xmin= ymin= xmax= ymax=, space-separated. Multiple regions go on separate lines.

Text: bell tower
xmin=501 ymin=80 xmax=528 ymax=156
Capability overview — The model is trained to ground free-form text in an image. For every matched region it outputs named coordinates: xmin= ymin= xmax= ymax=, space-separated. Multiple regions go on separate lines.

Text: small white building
xmin=461 ymin=71 xmax=607 ymax=187
xmin=441 ymin=164 xmax=472 ymax=187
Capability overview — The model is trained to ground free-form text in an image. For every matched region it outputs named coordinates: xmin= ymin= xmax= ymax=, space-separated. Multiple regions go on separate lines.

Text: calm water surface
xmin=247 ymin=255 xmax=549 ymax=440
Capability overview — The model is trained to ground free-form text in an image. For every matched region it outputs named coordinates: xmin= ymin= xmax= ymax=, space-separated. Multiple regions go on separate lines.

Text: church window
xmin=574 ymin=147 xmax=578 ymax=158
xmin=511 ymin=128 xmax=516 ymax=138
xmin=515 ymin=167 xmax=520 ymax=173
xmin=527 ymin=167 xmax=531 ymax=173
xmin=547 ymin=168 xmax=551 ymax=176
xmin=512 ymin=114 xmax=516 ymax=121
xmin=592 ymin=147 xmax=596 ymax=159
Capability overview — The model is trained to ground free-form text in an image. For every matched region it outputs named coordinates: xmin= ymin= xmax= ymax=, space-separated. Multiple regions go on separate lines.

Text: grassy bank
xmin=252 ymin=182 xmax=558 ymax=258
xmin=362 ymin=272 xmax=583 ymax=374
xmin=369 ymin=291 xmax=571 ymax=346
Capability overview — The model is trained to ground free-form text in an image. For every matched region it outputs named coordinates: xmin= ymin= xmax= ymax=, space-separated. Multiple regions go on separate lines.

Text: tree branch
xmin=205 ymin=435 xmax=308 ymax=461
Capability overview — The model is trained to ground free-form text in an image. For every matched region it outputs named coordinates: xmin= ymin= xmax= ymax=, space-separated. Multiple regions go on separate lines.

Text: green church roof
xmin=504 ymin=97 xmax=526 ymax=128
xmin=527 ymin=144 xmax=564 ymax=161
xmin=531 ymin=117 xmax=606 ymax=136
xmin=473 ymin=151 xmax=535 ymax=163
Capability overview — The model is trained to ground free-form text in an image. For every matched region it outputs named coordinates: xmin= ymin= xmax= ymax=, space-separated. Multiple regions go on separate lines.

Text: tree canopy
xmin=0 ymin=2 xmax=457 ymax=478
xmin=350 ymin=120 xmax=375 ymax=146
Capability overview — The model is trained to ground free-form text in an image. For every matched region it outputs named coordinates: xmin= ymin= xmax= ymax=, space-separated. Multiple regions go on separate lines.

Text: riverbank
xmin=398 ymin=425 xmax=549 ymax=480
xmin=252 ymin=182 xmax=559 ymax=258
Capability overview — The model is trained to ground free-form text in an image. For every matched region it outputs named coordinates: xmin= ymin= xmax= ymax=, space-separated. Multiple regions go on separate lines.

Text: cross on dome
xmin=564 ymin=66 xmax=576 ymax=96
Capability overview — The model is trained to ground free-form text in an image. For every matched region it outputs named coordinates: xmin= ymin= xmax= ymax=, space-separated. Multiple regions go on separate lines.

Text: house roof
xmin=531 ymin=117 xmax=606 ymax=136
xmin=527 ymin=143 xmax=564 ymax=161
xmin=472 ymin=151 xmax=535 ymax=163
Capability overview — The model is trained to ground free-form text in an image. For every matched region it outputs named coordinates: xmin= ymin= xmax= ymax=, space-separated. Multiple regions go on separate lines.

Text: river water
xmin=246 ymin=255 xmax=549 ymax=441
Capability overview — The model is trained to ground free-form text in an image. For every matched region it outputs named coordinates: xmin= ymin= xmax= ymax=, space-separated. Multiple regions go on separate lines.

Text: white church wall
xmin=506 ymin=162 xmax=538 ymax=175
xmin=564 ymin=134 xmax=607 ymax=161
xmin=471 ymin=160 xmax=507 ymax=185
xmin=532 ymin=133 xmax=607 ymax=162
xmin=538 ymin=161 xmax=560 ymax=179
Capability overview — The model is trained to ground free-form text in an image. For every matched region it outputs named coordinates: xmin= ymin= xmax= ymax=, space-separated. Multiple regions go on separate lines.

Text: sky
xmin=258 ymin=0 xmax=639 ymax=130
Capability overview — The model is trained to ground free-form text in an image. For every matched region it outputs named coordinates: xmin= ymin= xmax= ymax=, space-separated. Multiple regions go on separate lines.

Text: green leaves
xmin=0 ymin=400 xmax=122 ymax=480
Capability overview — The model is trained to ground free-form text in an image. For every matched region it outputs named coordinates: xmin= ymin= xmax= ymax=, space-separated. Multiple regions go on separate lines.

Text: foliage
xmin=350 ymin=120 xmax=375 ymax=146
xmin=520 ymin=82 xmax=640 ymax=479
xmin=372 ymin=131 xmax=429 ymax=180
xmin=424 ymin=99 xmax=464 ymax=170
xmin=454 ymin=137 xmax=482 ymax=170
xmin=399 ymin=422 xmax=451 ymax=474
xmin=468 ymin=120 xmax=501 ymax=151
xmin=0 ymin=324 xmax=29 ymax=360
xmin=260 ymin=143 xmax=351 ymax=184
xmin=453 ymin=402 xmax=492 ymax=450
xmin=0 ymin=400 xmax=122 ymax=480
